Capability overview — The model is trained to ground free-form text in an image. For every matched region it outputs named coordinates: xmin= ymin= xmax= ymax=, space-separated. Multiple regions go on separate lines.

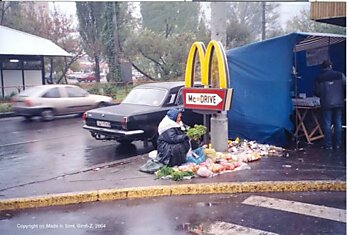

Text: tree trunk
xmin=112 ymin=2 xmax=122 ymax=82
xmin=131 ymin=62 xmax=156 ymax=81
xmin=94 ymin=55 xmax=101 ymax=83
xmin=0 ymin=2 xmax=8 ymax=25
xmin=49 ymin=58 xmax=53 ymax=83
xmin=57 ymin=54 xmax=81 ymax=84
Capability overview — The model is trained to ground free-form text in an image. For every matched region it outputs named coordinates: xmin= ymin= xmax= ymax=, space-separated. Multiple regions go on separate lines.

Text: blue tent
xmin=226 ymin=32 xmax=346 ymax=146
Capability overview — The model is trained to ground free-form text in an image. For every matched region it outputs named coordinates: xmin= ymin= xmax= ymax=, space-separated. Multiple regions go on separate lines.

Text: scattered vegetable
xmin=154 ymin=138 xmax=285 ymax=181
xmin=155 ymin=166 xmax=194 ymax=181
xmin=186 ymin=125 xmax=207 ymax=141
xmin=155 ymin=166 xmax=175 ymax=179
xmin=171 ymin=171 xmax=194 ymax=181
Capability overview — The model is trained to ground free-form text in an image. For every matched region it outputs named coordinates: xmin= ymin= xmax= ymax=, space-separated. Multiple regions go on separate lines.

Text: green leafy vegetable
xmin=155 ymin=166 xmax=175 ymax=179
xmin=155 ymin=166 xmax=194 ymax=181
xmin=186 ymin=124 xmax=207 ymax=141
xmin=171 ymin=171 xmax=194 ymax=181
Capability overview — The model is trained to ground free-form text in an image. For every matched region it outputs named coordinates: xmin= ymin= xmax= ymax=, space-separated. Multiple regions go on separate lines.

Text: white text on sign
xmin=186 ymin=93 xmax=223 ymax=106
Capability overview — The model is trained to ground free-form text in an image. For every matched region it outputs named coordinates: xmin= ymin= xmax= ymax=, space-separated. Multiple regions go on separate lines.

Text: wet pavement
xmin=0 ymin=116 xmax=154 ymax=195
xmin=0 ymin=140 xmax=345 ymax=199
xmin=0 ymin=115 xmax=346 ymax=213
xmin=0 ymin=115 xmax=346 ymax=234
xmin=0 ymin=191 xmax=345 ymax=235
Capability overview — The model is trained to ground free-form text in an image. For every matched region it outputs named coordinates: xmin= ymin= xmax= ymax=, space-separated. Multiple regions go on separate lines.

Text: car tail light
xmin=82 ymin=112 xmax=87 ymax=121
xmin=121 ymin=117 xmax=128 ymax=130
xmin=24 ymin=99 xmax=32 ymax=107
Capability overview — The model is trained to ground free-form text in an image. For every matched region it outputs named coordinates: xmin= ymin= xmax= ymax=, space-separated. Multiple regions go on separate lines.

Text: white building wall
xmin=24 ymin=70 xmax=42 ymax=87
xmin=1 ymin=70 xmax=41 ymax=97
xmin=3 ymin=70 xmax=22 ymax=96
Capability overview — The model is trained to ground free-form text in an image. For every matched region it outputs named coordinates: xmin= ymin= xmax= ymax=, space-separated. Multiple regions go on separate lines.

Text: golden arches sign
xmin=183 ymin=40 xmax=233 ymax=111
xmin=184 ymin=40 xmax=230 ymax=89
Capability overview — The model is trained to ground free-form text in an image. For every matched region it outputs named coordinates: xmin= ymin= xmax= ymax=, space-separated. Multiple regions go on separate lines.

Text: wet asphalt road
xmin=0 ymin=191 xmax=345 ymax=235
xmin=0 ymin=116 xmax=154 ymax=194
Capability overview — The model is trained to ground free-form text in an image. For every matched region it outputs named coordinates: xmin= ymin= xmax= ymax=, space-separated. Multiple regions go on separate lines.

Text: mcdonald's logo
xmin=183 ymin=40 xmax=233 ymax=111
xmin=184 ymin=40 xmax=230 ymax=89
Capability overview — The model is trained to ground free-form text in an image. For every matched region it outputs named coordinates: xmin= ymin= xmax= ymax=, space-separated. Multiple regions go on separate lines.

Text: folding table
xmin=294 ymin=105 xmax=324 ymax=144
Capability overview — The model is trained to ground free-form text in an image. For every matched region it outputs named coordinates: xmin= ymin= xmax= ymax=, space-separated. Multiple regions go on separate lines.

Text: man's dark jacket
xmin=157 ymin=126 xmax=189 ymax=167
xmin=314 ymin=69 xmax=345 ymax=110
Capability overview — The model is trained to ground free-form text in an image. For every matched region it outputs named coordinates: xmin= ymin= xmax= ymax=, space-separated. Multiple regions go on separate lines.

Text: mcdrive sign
xmin=183 ymin=88 xmax=232 ymax=111
xmin=182 ymin=40 xmax=233 ymax=111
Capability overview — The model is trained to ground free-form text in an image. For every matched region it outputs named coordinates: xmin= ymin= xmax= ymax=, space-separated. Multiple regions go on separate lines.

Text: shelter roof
xmin=0 ymin=26 xmax=71 ymax=57
xmin=227 ymin=32 xmax=345 ymax=53
xmin=293 ymin=32 xmax=346 ymax=52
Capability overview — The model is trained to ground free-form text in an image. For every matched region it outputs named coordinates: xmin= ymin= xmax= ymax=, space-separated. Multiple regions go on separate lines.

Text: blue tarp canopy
xmin=226 ymin=32 xmax=346 ymax=146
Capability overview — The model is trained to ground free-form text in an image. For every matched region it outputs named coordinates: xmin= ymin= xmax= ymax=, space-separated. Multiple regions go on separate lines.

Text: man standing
xmin=314 ymin=60 xmax=346 ymax=150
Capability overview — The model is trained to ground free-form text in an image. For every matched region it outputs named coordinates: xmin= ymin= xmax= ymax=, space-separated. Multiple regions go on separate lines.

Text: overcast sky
xmin=51 ymin=2 xmax=309 ymax=29
xmin=278 ymin=2 xmax=309 ymax=27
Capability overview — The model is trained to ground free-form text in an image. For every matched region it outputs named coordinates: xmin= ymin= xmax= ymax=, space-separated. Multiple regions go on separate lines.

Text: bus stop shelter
xmin=0 ymin=25 xmax=71 ymax=98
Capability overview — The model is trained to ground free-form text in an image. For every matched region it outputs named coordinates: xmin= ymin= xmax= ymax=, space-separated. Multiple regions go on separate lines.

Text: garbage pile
xmin=226 ymin=138 xmax=285 ymax=161
xmin=154 ymin=138 xmax=286 ymax=181
xmin=155 ymin=159 xmax=250 ymax=180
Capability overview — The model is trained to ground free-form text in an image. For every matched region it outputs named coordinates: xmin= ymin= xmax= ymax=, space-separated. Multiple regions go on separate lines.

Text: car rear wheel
xmin=24 ymin=116 xmax=33 ymax=121
xmin=97 ymin=102 xmax=108 ymax=108
xmin=41 ymin=109 xmax=55 ymax=121
xmin=117 ymin=139 xmax=132 ymax=145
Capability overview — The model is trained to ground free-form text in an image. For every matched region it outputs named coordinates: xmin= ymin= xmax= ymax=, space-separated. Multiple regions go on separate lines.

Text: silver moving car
xmin=12 ymin=84 xmax=113 ymax=121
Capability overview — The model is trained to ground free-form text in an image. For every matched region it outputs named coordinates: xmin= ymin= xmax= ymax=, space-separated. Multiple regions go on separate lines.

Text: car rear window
xmin=66 ymin=86 xmax=88 ymax=97
xmin=122 ymin=88 xmax=167 ymax=106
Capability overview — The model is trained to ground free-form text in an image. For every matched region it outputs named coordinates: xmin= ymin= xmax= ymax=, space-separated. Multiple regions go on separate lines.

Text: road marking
xmin=242 ymin=196 xmax=346 ymax=223
xmin=200 ymin=221 xmax=278 ymax=235
xmin=0 ymin=140 xmax=39 ymax=148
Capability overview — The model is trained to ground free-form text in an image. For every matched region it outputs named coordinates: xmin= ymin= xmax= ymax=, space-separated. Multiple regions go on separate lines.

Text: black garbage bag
xmin=139 ymin=159 xmax=164 ymax=174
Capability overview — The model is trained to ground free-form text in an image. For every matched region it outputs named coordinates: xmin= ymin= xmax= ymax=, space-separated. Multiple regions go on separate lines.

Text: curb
xmin=0 ymin=180 xmax=345 ymax=211
xmin=0 ymin=112 xmax=15 ymax=119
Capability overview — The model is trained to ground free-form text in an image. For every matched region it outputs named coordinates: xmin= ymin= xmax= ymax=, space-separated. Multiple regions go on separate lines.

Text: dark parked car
xmin=83 ymin=82 xmax=203 ymax=146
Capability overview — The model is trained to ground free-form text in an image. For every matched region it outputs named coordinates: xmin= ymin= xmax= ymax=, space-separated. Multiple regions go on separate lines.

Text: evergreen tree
xmin=76 ymin=2 xmax=105 ymax=82
xmin=103 ymin=2 xmax=122 ymax=82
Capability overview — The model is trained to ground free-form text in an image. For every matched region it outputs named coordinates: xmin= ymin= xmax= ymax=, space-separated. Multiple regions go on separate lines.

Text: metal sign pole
xmin=211 ymin=111 xmax=228 ymax=152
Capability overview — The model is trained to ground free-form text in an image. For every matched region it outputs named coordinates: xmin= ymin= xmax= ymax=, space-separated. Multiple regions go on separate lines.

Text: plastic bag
xmin=139 ymin=159 xmax=164 ymax=174
xmin=148 ymin=150 xmax=158 ymax=160
xmin=186 ymin=147 xmax=206 ymax=164
xmin=197 ymin=166 xmax=213 ymax=177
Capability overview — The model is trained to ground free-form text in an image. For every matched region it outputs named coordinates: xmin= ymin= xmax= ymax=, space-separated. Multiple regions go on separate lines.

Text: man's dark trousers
xmin=322 ymin=107 xmax=342 ymax=148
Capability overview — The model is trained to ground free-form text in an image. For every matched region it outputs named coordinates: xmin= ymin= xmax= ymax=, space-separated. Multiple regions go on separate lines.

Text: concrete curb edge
xmin=0 ymin=112 xmax=15 ymax=119
xmin=0 ymin=180 xmax=345 ymax=211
